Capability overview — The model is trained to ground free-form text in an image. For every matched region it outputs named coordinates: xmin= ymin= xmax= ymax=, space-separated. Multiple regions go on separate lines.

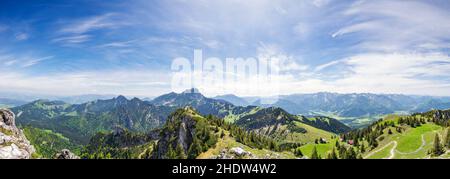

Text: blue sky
xmin=0 ymin=0 xmax=449 ymax=97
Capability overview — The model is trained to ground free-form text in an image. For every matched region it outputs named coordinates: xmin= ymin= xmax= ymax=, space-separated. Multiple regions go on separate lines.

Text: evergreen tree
xmin=345 ymin=148 xmax=357 ymax=159
xmin=310 ymin=146 xmax=320 ymax=159
xmin=327 ymin=147 xmax=338 ymax=159
xmin=166 ymin=143 xmax=177 ymax=159
xmin=360 ymin=143 xmax=366 ymax=153
xmin=294 ymin=147 xmax=303 ymax=157
xmin=187 ymin=139 xmax=203 ymax=159
xmin=176 ymin=143 xmax=187 ymax=159
xmin=431 ymin=133 xmax=445 ymax=156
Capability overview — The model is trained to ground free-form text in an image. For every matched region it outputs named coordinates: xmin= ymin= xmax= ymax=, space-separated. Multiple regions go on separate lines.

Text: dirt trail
xmin=386 ymin=142 xmax=398 ymax=159
xmin=364 ymin=141 xmax=396 ymax=159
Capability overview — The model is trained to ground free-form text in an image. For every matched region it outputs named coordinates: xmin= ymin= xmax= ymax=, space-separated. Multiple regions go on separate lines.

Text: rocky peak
xmin=0 ymin=109 xmax=35 ymax=159
xmin=0 ymin=108 xmax=15 ymax=127
xmin=182 ymin=88 xmax=201 ymax=94
xmin=152 ymin=108 xmax=198 ymax=159
xmin=115 ymin=95 xmax=128 ymax=103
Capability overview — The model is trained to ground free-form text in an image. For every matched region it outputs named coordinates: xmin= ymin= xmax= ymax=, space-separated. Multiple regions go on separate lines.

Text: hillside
xmin=80 ymin=126 xmax=159 ymax=159
xmin=298 ymin=109 xmax=450 ymax=159
xmin=21 ymin=126 xmax=81 ymax=158
xmin=13 ymin=97 xmax=173 ymax=143
xmin=81 ymin=107 xmax=299 ymax=159
xmin=234 ymin=107 xmax=348 ymax=144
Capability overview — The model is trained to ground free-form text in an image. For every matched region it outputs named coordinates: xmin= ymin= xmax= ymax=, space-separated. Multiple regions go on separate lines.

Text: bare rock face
xmin=54 ymin=149 xmax=80 ymax=159
xmin=0 ymin=109 xmax=35 ymax=159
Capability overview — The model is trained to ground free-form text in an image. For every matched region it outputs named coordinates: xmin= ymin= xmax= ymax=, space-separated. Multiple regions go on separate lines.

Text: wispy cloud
xmin=59 ymin=13 xmax=124 ymax=34
xmin=0 ymin=70 xmax=170 ymax=96
xmin=21 ymin=56 xmax=54 ymax=67
xmin=52 ymin=35 xmax=91 ymax=44
xmin=53 ymin=13 xmax=130 ymax=45
xmin=312 ymin=0 xmax=332 ymax=7
xmin=332 ymin=0 xmax=450 ymax=52
xmin=96 ymin=40 xmax=136 ymax=48
xmin=0 ymin=52 xmax=53 ymax=68
xmin=15 ymin=33 xmax=29 ymax=41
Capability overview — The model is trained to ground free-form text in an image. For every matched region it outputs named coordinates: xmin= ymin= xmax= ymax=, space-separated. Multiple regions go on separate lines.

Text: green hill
xmin=300 ymin=109 xmax=450 ymax=159
xmin=13 ymin=97 xmax=173 ymax=144
xmin=21 ymin=126 xmax=82 ymax=158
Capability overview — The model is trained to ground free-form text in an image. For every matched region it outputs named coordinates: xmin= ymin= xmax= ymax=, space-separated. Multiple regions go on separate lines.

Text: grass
xmin=299 ymin=139 xmax=337 ymax=158
xmin=363 ymin=123 xmax=447 ymax=159
xmin=290 ymin=121 xmax=334 ymax=143
xmin=366 ymin=142 xmax=395 ymax=159
xmin=396 ymin=124 xmax=441 ymax=153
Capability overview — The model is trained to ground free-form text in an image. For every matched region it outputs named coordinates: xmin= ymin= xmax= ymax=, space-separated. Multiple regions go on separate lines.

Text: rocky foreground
xmin=0 ymin=109 xmax=35 ymax=159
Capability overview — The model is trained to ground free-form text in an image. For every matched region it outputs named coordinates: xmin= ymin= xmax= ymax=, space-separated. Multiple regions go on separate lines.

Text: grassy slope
xmin=288 ymin=121 xmax=335 ymax=144
xmin=297 ymin=113 xmax=449 ymax=159
xmin=364 ymin=120 xmax=448 ymax=159
xmin=299 ymin=139 xmax=338 ymax=158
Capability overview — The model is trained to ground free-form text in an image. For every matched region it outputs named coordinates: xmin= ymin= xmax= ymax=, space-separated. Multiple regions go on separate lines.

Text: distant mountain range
xmin=214 ymin=92 xmax=450 ymax=117
xmin=11 ymin=89 xmax=350 ymax=145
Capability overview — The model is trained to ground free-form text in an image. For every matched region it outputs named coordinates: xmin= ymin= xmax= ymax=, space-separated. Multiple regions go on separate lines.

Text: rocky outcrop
xmin=152 ymin=107 xmax=196 ymax=159
xmin=0 ymin=109 xmax=35 ymax=159
xmin=54 ymin=149 xmax=80 ymax=159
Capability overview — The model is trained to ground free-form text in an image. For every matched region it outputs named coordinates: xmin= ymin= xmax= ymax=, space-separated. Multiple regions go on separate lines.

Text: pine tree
xmin=176 ymin=143 xmax=187 ymax=159
xmin=327 ymin=147 xmax=338 ymax=159
xmin=166 ymin=143 xmax=177 ymax=159
xmin=187 ymin=139 xmax=203 ymax=159
xmin=388 ymin=129 xmax=393 ymax=135
xmin=360 ymin=143 xmax=366 ymax=153
xmin=431 ymin=133 xmax=445 ymax=156
xmin=294 ymin=148 xmax=303 ymax=157
xmin=345 ymin=148 xmax=357 ymax=159
xmin=310 ymin=146 xmax=320 ymax=159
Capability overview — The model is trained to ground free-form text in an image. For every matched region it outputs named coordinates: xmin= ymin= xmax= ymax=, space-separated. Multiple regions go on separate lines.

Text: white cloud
xmin=0 ymin=70 xmax=171 ymax=96
xmin=52 ymin=35 xmax=91 ymax=44
xmin=310 ymin=53 xmax=450 ymax=96
xmin=22 ymin=56 xmax=54 ymax=67
xmin=59 ymin=13 xmax=125 ymax=34
xmin=312 ymin=0 xmax=332 ymax=7
xmin=54 ymin=13 xmax=131 ymax=45
xmin=15 ymin=33 xmax=29 ymax=41
xmin=96 ymin=40 xmax=136 ymax=48
xmin=333 ymin=0 xmax=450 ymax=52
xmin=0 ymin=52 xmax=53 ymax=68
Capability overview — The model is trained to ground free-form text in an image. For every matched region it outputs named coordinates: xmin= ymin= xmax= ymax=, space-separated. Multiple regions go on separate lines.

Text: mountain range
xmin=11 ymin=89 xmax=349 ymax=145
xmin=2 ymin=88 xmax=450 ymax=159
xmin=214 ymin=92 xmax=450 ymax=127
